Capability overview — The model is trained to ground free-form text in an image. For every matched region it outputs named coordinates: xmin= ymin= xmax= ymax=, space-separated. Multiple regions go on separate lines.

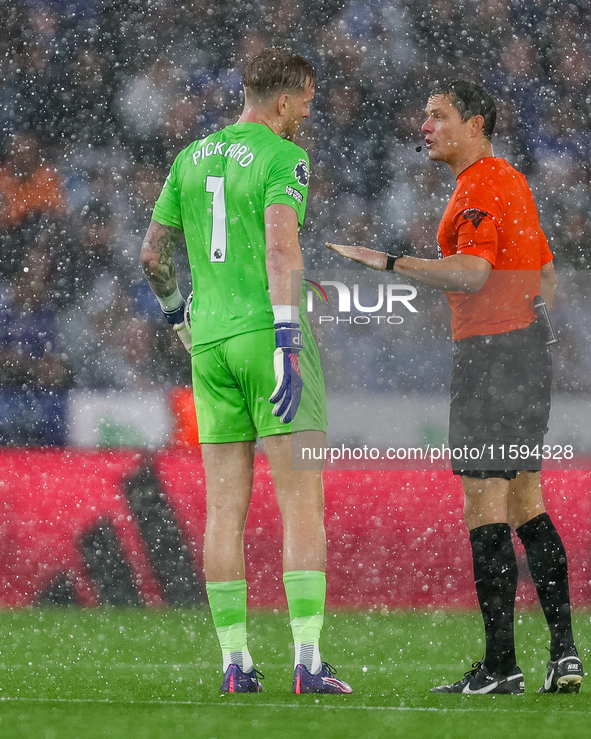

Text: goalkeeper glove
xmin=269 ymin=320 xmax=303 ymax=424
xmin=160 ymin=290 xmax=192 ymax=354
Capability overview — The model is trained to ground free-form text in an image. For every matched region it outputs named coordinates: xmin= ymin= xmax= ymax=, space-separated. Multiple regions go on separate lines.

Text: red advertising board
xmin=0 ymin=449 xmax=589 ymax=609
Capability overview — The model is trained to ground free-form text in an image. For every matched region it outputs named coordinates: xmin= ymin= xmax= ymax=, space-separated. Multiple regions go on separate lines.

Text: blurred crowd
xmin=2 ymin=0 xmax=591 ymax=426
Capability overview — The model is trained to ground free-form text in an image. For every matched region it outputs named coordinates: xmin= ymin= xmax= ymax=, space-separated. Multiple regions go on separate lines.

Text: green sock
xmin=206 ymin=579 xmax=253 ymax=672
xmin=283 ymin=570 xmax=326 ymax=673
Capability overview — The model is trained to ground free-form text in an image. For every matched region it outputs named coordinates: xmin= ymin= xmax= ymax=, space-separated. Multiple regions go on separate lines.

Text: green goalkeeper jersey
xmin=152 ymin=122 xmax=310 ymax=350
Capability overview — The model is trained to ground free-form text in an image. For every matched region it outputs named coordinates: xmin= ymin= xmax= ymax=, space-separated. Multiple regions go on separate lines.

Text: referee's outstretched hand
xmin=326 ymin=242 xmax=386 ymax=271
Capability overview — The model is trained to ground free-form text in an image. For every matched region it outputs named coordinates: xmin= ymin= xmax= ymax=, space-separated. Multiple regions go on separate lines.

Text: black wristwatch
xmin=385 ymin=253 xmax=400 ymax=271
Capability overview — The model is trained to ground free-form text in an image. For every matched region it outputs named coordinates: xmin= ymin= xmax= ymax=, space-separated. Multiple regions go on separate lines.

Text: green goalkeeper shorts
xmin=191 ymin=323 xmax=327 ymax=443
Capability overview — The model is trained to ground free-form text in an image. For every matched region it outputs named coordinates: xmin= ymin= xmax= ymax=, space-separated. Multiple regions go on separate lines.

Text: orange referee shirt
xmin=437 ymin=156 xmax=553 ymax=340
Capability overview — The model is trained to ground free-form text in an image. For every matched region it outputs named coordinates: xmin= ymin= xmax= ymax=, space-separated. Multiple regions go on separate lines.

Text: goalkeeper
xmin=141 ymin=48 xmax=351 ymax=695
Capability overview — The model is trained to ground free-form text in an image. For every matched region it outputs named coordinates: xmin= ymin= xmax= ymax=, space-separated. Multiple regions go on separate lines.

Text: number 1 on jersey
xmin=206 ymin=176 xmax=227 ymax=262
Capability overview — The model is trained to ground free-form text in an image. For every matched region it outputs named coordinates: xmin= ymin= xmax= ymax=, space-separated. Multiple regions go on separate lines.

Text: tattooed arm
xmin=140 ymin=219 xmax=192 ymax=353
xmin=140 ymin=219 xmax=183 ymax=300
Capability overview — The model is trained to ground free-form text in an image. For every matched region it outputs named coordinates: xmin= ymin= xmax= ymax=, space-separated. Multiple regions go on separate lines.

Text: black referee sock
xmin=470 ymin=523 xmax=518 ymax=675
xmin=516 ymin=513 xmax=576 ymax=661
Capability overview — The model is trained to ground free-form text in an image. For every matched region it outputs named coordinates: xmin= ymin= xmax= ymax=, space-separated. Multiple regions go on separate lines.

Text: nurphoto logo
xmin=304 ymin=277 xmax=418 ymax=326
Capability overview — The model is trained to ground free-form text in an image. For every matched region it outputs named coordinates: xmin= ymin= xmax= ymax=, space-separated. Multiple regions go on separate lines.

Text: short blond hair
xmin=243 ymin=47 xmax=316 ymax=99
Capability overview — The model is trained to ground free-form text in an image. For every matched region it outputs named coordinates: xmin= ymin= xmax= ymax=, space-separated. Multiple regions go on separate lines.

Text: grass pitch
xmin=0 ymin=608 xmax=588 ymax=738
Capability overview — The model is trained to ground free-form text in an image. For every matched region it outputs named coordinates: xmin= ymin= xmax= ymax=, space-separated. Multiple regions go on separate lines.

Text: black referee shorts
xmin=448 ymin=321 xmax=552 ymax=479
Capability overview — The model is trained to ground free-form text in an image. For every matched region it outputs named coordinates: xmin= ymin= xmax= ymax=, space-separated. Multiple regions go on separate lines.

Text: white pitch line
xmin=0 ymin=697 xmax=585 ymax=714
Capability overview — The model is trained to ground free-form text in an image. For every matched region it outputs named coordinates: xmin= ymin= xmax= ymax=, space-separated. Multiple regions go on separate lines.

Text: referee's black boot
xmin=538 ymin=651 xmax=583 ymax=694
xmin=431 ymin=660 xmax=524 ymax=695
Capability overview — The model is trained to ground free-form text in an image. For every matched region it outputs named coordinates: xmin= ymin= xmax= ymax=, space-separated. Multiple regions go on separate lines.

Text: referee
xmin=327 ymin=80 xmax=582 ymax=695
